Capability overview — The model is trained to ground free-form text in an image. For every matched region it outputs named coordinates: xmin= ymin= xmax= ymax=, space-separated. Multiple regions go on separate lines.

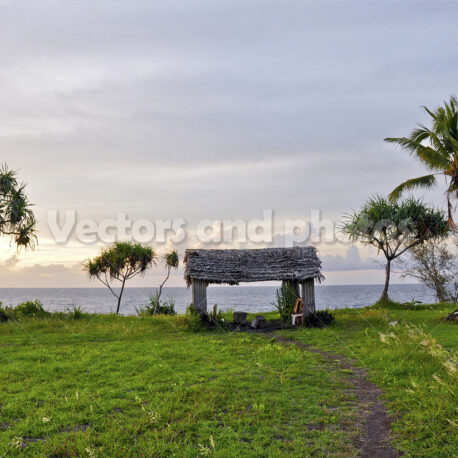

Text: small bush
xmin=14 ymin=300 xmax=50 ymax=318
xmin=154 ymin=298 xmax=176 ymax=316
xmin=177 ymin=304 xmax=202 ymax=331
xmin=65 ymin=306 xmax=86 ymax=320
xmin=137 ymin=295 xmax=177 ymax=316
xmin=0 ymin=303 xmax=14 ymax=322
xmin=303 ymin=310 xmax=335 ymax=328
xmin=183 ymin=304 xmax=226 ymax=331
xmin=273 ymin=284 xmax=297 ymax=326
xmin=205 ymin=304 xmax=226 ymax=328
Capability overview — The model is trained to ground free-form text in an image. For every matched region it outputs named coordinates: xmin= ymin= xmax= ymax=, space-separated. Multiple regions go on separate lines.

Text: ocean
xmin=0 ymin=284 xmax=438 ymax=316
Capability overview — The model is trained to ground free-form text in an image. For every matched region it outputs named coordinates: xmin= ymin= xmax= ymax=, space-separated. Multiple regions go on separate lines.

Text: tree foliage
xmin=396 ymin=239 xmax=457 ymax=303
xmin=154 ymin=249 xmax=179 ymax=314
xmin=385 ymin=96 xmax=458 ymax=227
xmin=84 ymin=241 xmax=156 ymax=314
xmin=0 ymin=164 xmax=37 ymax=251
xmin=341 ymin=196 xmax=449 ymax=302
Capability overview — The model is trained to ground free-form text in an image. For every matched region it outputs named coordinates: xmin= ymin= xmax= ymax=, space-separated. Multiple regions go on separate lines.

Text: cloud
xmin=3 ymin=255 xmax=18 ymax=269
xmin=0 ymin=254 xmax=186 ymax=288
xmin=322 ymin=246 xmax=383 ymax=272
xmin=0 ymin=258 xmax=86 ymax=288
xmin=0 ymin=1 xmax=456 ymax=286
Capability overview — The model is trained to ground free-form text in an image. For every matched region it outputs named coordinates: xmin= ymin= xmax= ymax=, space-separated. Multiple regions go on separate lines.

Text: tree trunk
xmin=379 ymin=259 xmax=391 ymax=302
xmin=116 ymin=278 xmax=126 ymax=315
xmin=154 ymin=267 xmax=171 ymax=314
xmin=435 ymin=283 xmax=448 ymax=303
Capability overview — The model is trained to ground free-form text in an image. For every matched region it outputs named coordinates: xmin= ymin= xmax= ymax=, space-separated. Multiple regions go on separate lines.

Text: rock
xmin=233 ymin=311 xmax=247 ymax=325
xmin=446 ymin=310 xmax=458 ymax=322
xmin=251 ymin=315 xmax=266 ymax=329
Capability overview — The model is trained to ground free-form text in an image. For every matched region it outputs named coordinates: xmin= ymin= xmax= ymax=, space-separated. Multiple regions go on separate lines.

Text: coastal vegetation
xmin=83 ymin=242 xmax=156 ymax=315
xmin=273 ymin=282 xmax=297 ymax=326
xmin=0 ymin=301 xmax=455 ymax=456
xmin=385 ymin=95 xmax=458 ymax=226
xmin=341 ymin=196 xmax=449 ymax=302
xmin=0 ymin=300 xmax=89 ymax=322
xmin=153 ymin=249 xmax=180 ymax=314
xmin=0 ymin=164 xmax=36 ymax=251
xmin=136 ymin=297 xmax=177 ymax=317
xmin=396 ymin=238 xmax=457 ymax=303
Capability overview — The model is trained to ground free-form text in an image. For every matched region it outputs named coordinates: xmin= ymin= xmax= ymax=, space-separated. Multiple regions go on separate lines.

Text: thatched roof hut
xmin=184 ymin=246 xmax=323 ymax=286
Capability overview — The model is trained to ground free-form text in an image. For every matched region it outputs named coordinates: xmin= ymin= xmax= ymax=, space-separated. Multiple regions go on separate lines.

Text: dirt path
xmin=273 ymin=335 xmax=401 ymax=457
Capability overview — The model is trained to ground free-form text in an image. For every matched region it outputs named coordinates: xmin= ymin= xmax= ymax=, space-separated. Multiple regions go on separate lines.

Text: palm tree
xmin=385 ymin=96 xmax=458 ymax=228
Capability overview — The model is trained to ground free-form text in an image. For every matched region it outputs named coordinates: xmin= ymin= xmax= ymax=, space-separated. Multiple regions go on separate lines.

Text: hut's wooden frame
xmin=184 ymin=247 xmax=323 ymax=321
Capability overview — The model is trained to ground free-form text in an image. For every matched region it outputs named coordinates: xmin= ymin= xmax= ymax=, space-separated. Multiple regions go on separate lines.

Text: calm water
xmin=0 ymin=284 xmax=437 ymax=316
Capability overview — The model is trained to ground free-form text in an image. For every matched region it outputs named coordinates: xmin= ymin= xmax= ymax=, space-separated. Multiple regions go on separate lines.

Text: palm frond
xmin=388 ymin=174 xmax=437 ymax=201
xmin=385 ymin=135 xmax=450 ymax=171
xmin=415 ymin=145 xmax=451 ymax=170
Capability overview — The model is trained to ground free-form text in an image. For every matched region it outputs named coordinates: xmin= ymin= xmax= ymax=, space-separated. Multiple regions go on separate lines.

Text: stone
xmin=233 ymin=311 xmax=248 ymax=325
xmin=251 ymin=315 xmax=266 ymax=329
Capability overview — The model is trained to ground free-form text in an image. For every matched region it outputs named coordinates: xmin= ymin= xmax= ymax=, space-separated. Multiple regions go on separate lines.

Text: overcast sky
xmin=0 ymin=0 xmax=456 ymax=287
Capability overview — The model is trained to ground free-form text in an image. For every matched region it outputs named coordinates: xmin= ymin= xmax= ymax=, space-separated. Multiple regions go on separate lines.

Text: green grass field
xmin=0 ymin=302 xmax=456 ymax=457
xmin=282 ymin=302 xmax=458 ymax=456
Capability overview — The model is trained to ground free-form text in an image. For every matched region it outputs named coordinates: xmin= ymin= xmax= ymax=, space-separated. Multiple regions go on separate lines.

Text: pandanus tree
xmin=153 ymin=249 xmax=179 ymax=314
xmin=84 ymin=241 xmax=156 ymax=314
xmin=385 ymin=96 xmax=458 ymax=228
xmin=0 ymin=164 xmax=37 ymax=251
xmin=341 ymin=196 xmax=448 ymax=303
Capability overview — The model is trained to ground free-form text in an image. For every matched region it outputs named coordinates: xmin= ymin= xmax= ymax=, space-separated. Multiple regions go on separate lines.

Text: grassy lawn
xmin=0 ymin=315 xmax=358 ymax=457
xmin=0 ymin=302 xmax=456 ymax=457
xmin=282 ymin=302 xmax=458 ymax=457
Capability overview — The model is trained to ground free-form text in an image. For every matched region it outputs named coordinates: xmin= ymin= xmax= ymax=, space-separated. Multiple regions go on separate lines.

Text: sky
xmin=0 ymin=0 xmax=456 ymax=288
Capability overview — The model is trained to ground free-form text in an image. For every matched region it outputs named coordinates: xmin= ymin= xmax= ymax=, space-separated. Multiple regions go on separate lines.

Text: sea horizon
xmin=0 ymin=284 xmax=437 ymax=316
xmin=0 ymin=282 xmax=421 ymax=289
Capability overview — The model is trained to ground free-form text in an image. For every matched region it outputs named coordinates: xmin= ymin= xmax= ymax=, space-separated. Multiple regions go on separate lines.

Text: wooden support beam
xmin=301 ymin=278 xmax=315 ymax=320
xmin=192 ymin=279 xmax=208 ymax=312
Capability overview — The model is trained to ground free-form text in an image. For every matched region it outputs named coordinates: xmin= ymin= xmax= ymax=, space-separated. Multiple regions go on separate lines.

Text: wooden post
xmin=192 ymin=279 xmax=207 ymax=312
xmin=301 ymin=278 xmax=315 ymax=320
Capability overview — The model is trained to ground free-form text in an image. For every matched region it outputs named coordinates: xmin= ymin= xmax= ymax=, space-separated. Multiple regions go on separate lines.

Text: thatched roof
xmin=184 ymin=247 xmax=323 ymax=286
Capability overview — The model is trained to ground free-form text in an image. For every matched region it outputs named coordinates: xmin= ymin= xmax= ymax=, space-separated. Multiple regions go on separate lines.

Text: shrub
xmin=178 ymin=304 xmax=202 ymax=331
xmin=65 ymin=306 xmax=86 ymax=320
xmin=155 ymin=299 xmax=176 ymax=316
xmin=303 ymin=310 xmax=335 ymax=328
xmin=14 ymin=300 xmax=50 ymax=318
xmin=0 ymin=303 xmax=14 ymax=322
xmin=183 ymin=304 xmax=226 ymax=331
xmin=205 ymin=304 xmax=226 ymax=328
xmin=137 ymin=295 xmax=177 ymax=316
xmin=273 ymin=283 xmax=297 ymax=326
